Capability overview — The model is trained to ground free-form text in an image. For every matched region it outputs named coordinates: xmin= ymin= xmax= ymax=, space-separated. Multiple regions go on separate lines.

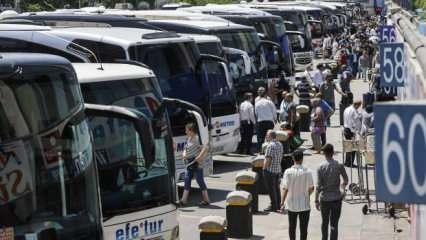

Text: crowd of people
xmin=180 ymin=11 xmax=383 ymax=240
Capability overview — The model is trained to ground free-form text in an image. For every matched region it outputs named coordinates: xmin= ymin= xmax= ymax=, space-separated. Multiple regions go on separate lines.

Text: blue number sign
xmin=380 ymin=43 xmax=405 ymax=87
xmin=380 ymin=25 xmax=396 ymax=42
xmin=375 ymin=102 xmax=426 ymax=204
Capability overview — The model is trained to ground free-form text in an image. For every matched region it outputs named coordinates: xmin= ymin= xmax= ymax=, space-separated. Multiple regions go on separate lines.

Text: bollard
xmin=199 ymin=216 xmax=227 ymax=240
xmin=235 ymin=170 xmax=258 ymax=213
xmin=226 ymin=191 xmax=253 ymax=238
xmin=251 ymin=155 xmax=267 ymax=194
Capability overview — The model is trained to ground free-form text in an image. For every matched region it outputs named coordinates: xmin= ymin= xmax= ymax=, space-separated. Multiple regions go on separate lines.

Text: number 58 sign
xmin=380 ymin=43 xmax=405 ymax=87
xmin=375 ymin=102 xmax=426 ymax=204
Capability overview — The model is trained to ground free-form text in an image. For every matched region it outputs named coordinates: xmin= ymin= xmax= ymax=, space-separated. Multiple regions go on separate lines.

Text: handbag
xmin=186 ymin=157 xmax=199 ymax=171
xmin=289 ymin=135 xmax=304 ymax=150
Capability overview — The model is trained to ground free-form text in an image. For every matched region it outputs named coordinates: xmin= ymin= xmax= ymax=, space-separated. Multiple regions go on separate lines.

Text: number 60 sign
xmin=375 ymin=102 xmax=426 ymax=204
xmin=380 ymin=43 xmax=405 ymax=87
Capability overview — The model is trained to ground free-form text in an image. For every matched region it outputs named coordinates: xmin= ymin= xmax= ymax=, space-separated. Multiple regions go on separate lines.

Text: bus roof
xmin=148 ymin=19 xmax=254 ymax=32
xmin=182 ymin=4 xmax=272 ymax=16
xmin=105 ymin=9 xmax=228 ymax=22
xmin=50 ymin=27 xmax=193 ymax=48
xmin=0 ymin=52 xmax=71 ymax=66
xmin=72 ymin=63 xmax=155 ymax=83
xmin=6 ymin=13 xmax=148 ymax=22
xmin=181 ymin=33 xmax=221 ymax=43
xmin=216 ymin=14 xmax=282 ymax=21
xmin=0 ymin=23 xmax=50 ymax=31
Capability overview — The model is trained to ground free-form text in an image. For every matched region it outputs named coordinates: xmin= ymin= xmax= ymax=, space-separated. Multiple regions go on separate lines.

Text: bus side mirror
xmin=84 ymin=103 xmax=156 ymax=168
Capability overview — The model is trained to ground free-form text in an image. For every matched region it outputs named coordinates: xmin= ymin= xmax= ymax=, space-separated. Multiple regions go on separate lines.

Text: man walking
xmin=255 ymin=87 xmax=277 ymax=152
xmin=263 ymin=130 xmax=283 ymax=212
xmin=280 ymin=150 xmax=314 ymax=240
xmin=315 ymin=144 xmax=348 ymax=240
xmin=239 ymin=92 xmax=256 ymax=155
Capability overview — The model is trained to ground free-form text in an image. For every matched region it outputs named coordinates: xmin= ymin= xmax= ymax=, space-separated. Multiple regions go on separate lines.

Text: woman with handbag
xmin=179 ymin=123 xmax=210 ymax=206
xmin=310 ymin=98 xmax=326 ymax=154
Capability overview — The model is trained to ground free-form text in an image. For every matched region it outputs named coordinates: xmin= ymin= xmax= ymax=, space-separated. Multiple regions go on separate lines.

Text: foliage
xmin=414 ymin=0 xmax=426 ymax=10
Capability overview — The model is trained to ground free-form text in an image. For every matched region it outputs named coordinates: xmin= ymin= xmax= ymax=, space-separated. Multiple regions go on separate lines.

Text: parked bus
xmin=183 ymin=34 xmax=241 ymax=155
xmin=0 ymin=53 xmax=159 ymax=240
xmin=249 ymin=5 xmax=314 ymax=71
xmin=74 ymin=63 xmax=183 ymax=240
xmin=286 ymin=30 xmax=314 ymax=71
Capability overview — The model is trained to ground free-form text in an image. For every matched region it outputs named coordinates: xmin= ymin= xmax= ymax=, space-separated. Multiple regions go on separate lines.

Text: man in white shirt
xmin=255 ymin=87 xmax=277 ymax=152
xmin=255 ymin=87 xmax=271 ymax=103
xmin=239 ymin=92 xmax=256 ymax=155
xmin=343 ymin=100 xmax=362 ymax=167
xmin=312 ymin=64 xmax=325 ymax=90
xmin=280 ymin=150 xmax=314 ymax=240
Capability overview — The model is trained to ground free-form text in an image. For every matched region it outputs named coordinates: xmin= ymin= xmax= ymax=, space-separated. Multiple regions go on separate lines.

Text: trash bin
xmin=296 ymin=105 xmax=310 ymax=132
xmin=251 ymin=155 xmax=267 ymax=194
xmin=199 ymin=216 xmax=227 ymax=240
xmin=235 ymin=170 xmax=258 ymax=213
xmin=226 ymin=191 xmax=253 ymax=238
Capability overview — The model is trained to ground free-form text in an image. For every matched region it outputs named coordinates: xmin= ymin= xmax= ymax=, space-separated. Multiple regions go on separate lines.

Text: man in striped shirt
xmin=280 ymin=150 xmax=314 ymax=240
xmin=263 ymin=130 xmax=283 ymax=212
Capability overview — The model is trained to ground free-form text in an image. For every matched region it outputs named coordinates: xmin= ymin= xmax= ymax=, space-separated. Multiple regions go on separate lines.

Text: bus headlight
xmin=171 ymin=225 xmax=179 ymax=240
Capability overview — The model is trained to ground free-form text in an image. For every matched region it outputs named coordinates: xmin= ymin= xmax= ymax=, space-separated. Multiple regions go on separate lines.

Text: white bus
xmin=74 ymin=63 xmax=183 ymax=240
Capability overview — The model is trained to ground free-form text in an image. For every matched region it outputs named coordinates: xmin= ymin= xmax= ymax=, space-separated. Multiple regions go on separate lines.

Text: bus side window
xmin=0 ymin=38 xmax=84 ymax=63
xmin=70 ymin=39 xmax=127 ymax=63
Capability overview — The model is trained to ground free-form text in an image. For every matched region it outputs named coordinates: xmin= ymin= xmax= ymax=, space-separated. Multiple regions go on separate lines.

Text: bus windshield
xmin=215 ymin=30 xmax=266 ymax=75
xmin=216 ymin=30 xmax=260 ymax=55
xmin=288 ymin=33 xmax=312 ymax=52
xmin=0 ymin=66 xmax=101 ymax=239
xmin=197 ymin=41 xmax=223 ymax=57
xmin=307 ymin=10 xmax=323 ymax=20
xmin=196 ymin=42 xmax=237 ymax=117
xmin=128 ymin=42 xmax=208 ymax=114
xmin=80 ymin=78 xmax=174 ymax=217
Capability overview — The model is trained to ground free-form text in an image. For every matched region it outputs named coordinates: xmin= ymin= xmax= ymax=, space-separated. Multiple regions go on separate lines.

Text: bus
xmin=249 ymin=5 xmax=314 ymax=71
xmin=73 ymin=63 xmax=183 ymax=240
xmin=183 ymin=34 xmax=241 ymax=155
xmin=286 ymin=30 xmax=314 ymax=71
xmin=0 ymin=53 xmax=159 ymax=239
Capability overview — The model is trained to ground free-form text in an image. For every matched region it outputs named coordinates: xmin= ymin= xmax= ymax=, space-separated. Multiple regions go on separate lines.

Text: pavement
xmin=177 ymin=77 xmax=411 ymax=240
